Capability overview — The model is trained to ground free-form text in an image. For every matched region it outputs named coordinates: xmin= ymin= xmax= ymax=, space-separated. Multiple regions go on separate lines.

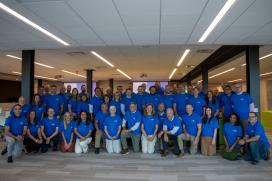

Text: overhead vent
xmin=196 ymin=49 xmax=214 ymax=53
xmin=139 ymin=73 xmax=148 ymax=78
xmin=66 ymin=51 xmax=86 ymax=56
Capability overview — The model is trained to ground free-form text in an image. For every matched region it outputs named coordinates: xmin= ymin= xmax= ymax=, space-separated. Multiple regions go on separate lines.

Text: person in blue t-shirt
xmin=205 ymin=91 xmax=220 ymax=117
xmin=239 ymin=112 xmax=270 ymax=164
xmin=201 ymin=106 xmax=219 ymax=156
xmin=89 ymin=87 xmax=103 ymax=117
xmin=182 ymin=104 xmax=202 ymax=155
xmin=94 ymin=103 xmax=108 ymax=154
xmin=109 ymin=92 xmax=122 ymax=116
xmin=9 ymin=96 xmax=32 ymax=118
xmin=162 ymin=85 xmax=175 ymax=110
xmin=188 ymin=87 xmax=206 ymax=117
xmin=121 ymin=88 xmax=136 ymax=115
xmin=5 ymin=104 xmax=28 ymax=163
xmin=104 ymin=105 xmax=122 ymax=153
xmin=157 ymin=103 xmax=166 ymax=152
xmin=59 ymin=112 xmax=76 ymax=153
xmin=46 ymin=85 xmax=64 ymax=118
xmin=40 ymin=108 xmax=60 ymax=153
xmin=173 ymin=83 xmax=190 ymax=117
xmin=74 ymin=111 xmax=93 ymax=154
xmin=154 ymin=81 xmax=164 ymax=96
xmin=141 ymin=104 xmax=158 ymax=154
xmin=68 ymin=88 xmax=79 ymax=118
xmin=103 ymin=94 xmax=111 ymax=107
xmin=134 ymin=85 xmax=146 ymax=113
xmin=77 ymin=94 xmax=89 ymax=115
xmin=231 ymin=83 xmax=254 ymax=134
xmin=161 ymin=108 xmax=184 ymax=157
xmin=58 ymin=86 xmax=70 ymax=115
xmin=120 ymin=102 xmax=142 ymax=154
xmin=32 ymin=94 xmax=46 ymax=124
xmin=222 ymin=113 xmax=243 ymax=160
xmin=23 ymin=110 xmax=43 ymax=154
xmin=220 ymin=85 xmax=233 ymax=122
xmin=142 ymin=86 xmax=163 ymax=113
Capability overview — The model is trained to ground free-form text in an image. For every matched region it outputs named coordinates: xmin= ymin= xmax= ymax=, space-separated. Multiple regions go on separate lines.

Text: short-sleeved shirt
xmin=123 ymin=111 xmax=142 ymax=135
xmin=89 ymin=96 xmax=103 ymax=115
xmin=59 ymin=121 xmax=76 ymax=143
xmin=201 ymin=117 xmax=219 ymax=137
xmin=142 ymin=115 xmax=159 ymax=136
xmin=5 ymin=115 xmax=27 ymax=136
xmin=41 ymin=117 xmax=60 ymax=137
xmin=75 ymin=121 xmax=93 ymax=137
xmin=188 ymin=96 xmax=206 ymax=116
xmin=163 ymin=115 xmax=183 ymax=136
xmin=174 ymin=93 xmax=189 ymax=116
xmin=95 ymin=111 xmax=108 ymax=130
xmin=28 ymin=122 xmax=40 ymax=137
xmin=231 ymin=92 xmax=253 ymax=121
xmin=182 ymin=113 xmax=202 ymax=137
xmin=104 ymin=115 xmax=122 ymax=140
xmin=223 ymin=122 xmax=242 ymax=148
xmin=32 ymin=105 xmax=46 ymax=123
xmin=46 ymin=94 xmax=63 ymax=116
xmin=246 ymin=121 xmax=270 ymax=149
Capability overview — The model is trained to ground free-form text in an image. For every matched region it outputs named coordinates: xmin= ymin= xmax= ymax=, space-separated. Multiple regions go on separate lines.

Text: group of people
xmin=2 ymin=81 xmax=270 ymax=165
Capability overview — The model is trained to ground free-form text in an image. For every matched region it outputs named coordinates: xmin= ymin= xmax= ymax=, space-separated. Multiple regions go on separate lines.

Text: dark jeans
xmin=23 ymin=137 xmax=42 ymax=153
xmin=162 ymin=135 xmax=181 ymax=155
xmin=41 ymin=135 xmax=59 ymax=153
xmin=244 ymin=141 xmax=269 ymax=162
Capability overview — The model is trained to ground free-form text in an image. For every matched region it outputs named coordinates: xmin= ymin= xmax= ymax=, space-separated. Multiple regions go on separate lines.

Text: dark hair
xmin=27 ymin=110 xmax=38 ymax=126
xmin=103 ymin=94 xmax=110 ymax=103
xmin=71 ymin=88 xmax=79 ymax=100
xmin=80 ymin=94 xmax=88 ymax=102
xmin=77 ymin=111 xmax=92 ymax=126
xmin=229 ymin=113 xmax=240 ymax=126
xmin=144 ymin=103 xmax=155 ymax=117
xmin=32 ymin=94 xmax=42 ymax=107
xmin=205 ymin=91 xmax=217 ymax=105
xmin=202 ymin=106 xmax=213 ymax=124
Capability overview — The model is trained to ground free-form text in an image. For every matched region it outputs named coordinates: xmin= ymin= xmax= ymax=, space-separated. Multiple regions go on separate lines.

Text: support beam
xmin=109 ymin=78 xmax=114 ymax=95
xmin=37 ymin=79 xmax=43 ymax=89
xmin=21 ymin=50 xmax=35 ymax=103
xmin=201 ymin=65 xmax=208 ymax=93
xmin=86 ymin=69 xmax=94 ymax=97
xmin=246 ymin=46 xmax=260 ymax=114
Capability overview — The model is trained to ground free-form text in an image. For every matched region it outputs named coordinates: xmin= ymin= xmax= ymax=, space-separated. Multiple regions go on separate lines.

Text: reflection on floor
xmin=0 ymin=149 xmax=271 ymax=181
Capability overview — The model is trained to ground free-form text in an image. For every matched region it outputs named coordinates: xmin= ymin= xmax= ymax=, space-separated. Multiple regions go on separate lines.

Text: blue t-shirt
xmin=32 ymin=104 xmax=46 ymax=123
xmin=59 ymin=121 xmax=76 ymax=143
xmin=77 ymin=101 xmax=89 ymax=114
xmin=231 ymin=92 xmax=253 ymax=120
xmin=246 ymin=121 xmax=270 ymax=149
xmin=163 ymin=115 xmax=183 ymax=136
xmin=123 ymin=111 xmax=142 ymax=135
xmin=95 ymin=111 xmax=108 ymax=130
xmin=75 ymin=121 xmax=93 ymax=137
xmin=41 ymin=117 xmax=60 ymax=137
xmin=10 ymin=104 xmax=31 ymax=118
xmin=220 ymin=93 xmax=233 ymax=118
xmin=46 ymin=94 xmax=63 ymax=116
xmin=59 ymin=93 xmax=70 ymax=115
xmin=207 ymin=100 xmax=219 ymax=115
xmin=68 ymin=98 xmax=78 ymax=114
xmin=109 ymin=100 xmax=122 ymax=116
xmin=28 ymin=122 xmax=40 ymax=137
xmin=142 ymin=115 xmax=159 ymax=136
xmin=201 ymin=117 xmax=219 ymax=137
xmin=223 ymin=122 xmax=242 ymax=148
xmin=5 ymin=115 xmax=27 ymax=136
xmin=142 ymin=94 xmax=162 ymax=113
xmin=157 ymin=112 xmax=166 ymax=132
xmin=89 ymin=96 xmax=103 ymax=115
xmin=188 ymin=96 xmax=206 ymax=116
xmin=182 ymin=113 xmax=202 ymax=137
xmin=121 ymin=96 xmax=136 ymax=113
xmin=174 ymin=93 xmax=189 ymax=116
xmin=134 ymin=93 xmax=145 ymax=112
xmin=162 ymin=94 xmax=175 ymax=109
xmin=104 ymin=115 xmax=122 ymax=140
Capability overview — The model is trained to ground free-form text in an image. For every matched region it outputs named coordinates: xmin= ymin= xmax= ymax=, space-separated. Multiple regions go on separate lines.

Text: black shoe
xmin=161 ymin=151 xmax=168 ymax=157
xmin=1 ymin=147 xmax=7 ymax=156
xmin=53 ymin=147 xmax=58 ymax=151
xmin=264 ymin=151 xmax=270 ymax=161
xmin=250 ymin=160 xmax=258 ymax=165
xmin=120 ymin=149 xmax=129 ymax=155
xmin=95 ymin=148 xmax=100 ymax=154
xmin=7 ymin=156 xmax=13 ymax=163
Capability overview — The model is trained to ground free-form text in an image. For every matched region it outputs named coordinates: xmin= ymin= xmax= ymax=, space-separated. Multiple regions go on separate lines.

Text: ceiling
xmin=0 ymin=0 xmax=272 ymax=82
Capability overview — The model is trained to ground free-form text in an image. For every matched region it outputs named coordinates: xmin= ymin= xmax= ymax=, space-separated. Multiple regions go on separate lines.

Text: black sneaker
xmin=7 ymin=156 xmax=13 ymax=163
xmin=250 ymin=160 xmax=259 ymax=165
xmin=264 ymin=151 xmax=270 ymax=161
xmin=161 ymin=151 xmax=168 ymax=157
xmin=95 ymin=148 xmax=100 ymax=154
xmin=120 ymin=149 xmax=129 ymax=155
xmin=1 ymin=147 xmax=7 ymax=156
xmin=53 ymin=147 xmax=58 ymax=151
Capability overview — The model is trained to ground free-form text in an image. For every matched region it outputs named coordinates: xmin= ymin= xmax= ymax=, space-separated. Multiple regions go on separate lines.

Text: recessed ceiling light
xmin=6 ymin=54 xmax=21 ymax=60
xmin=209 ymin=68 xmax=235 ymax=79
xmin=198 ymin=0 xmax=236 ymax=43
xmin=62 ymin=70 xmax=86 ymax=78
xmin=241 ymin=63 xmax=246 ymax=66
xmin=0 ymin=3 xmax=70 ymax=46
xmin=177 ymin=49 xmax=190 ymax=67
xmin=12 ymin=71 xmax=22 ymax=75
xmin=228 ymin=78 xmax=242 ymax=83
xmin=260 ymin=72 xmax=272 ymax=76
xmin=116 ymin=69 xmax=131 ymax=79
xmin=259 ymin=53 xmax=272 ymax=60
xmin=169 ymin=68 xmax=177 ymax=79
xmin=91 ymin=51 xmax=115 ymax=67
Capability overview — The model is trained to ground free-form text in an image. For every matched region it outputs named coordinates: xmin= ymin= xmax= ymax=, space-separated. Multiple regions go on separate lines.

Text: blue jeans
xmin=244 ymin=141 xmax=268 ymax=161
xmin=162 ymin=135 xmax=181 ymax=155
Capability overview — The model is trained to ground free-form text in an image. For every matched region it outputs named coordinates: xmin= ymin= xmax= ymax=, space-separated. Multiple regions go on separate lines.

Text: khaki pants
xmin=201 ymin=137 xmax=216 ymax=156
xmin=120 ymin=132 xmax=140 ymax=152
xmin=181 ymin=134 xmax=198 ymax=155
xmin=95 ymin=131 xmax=105 ymax=148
